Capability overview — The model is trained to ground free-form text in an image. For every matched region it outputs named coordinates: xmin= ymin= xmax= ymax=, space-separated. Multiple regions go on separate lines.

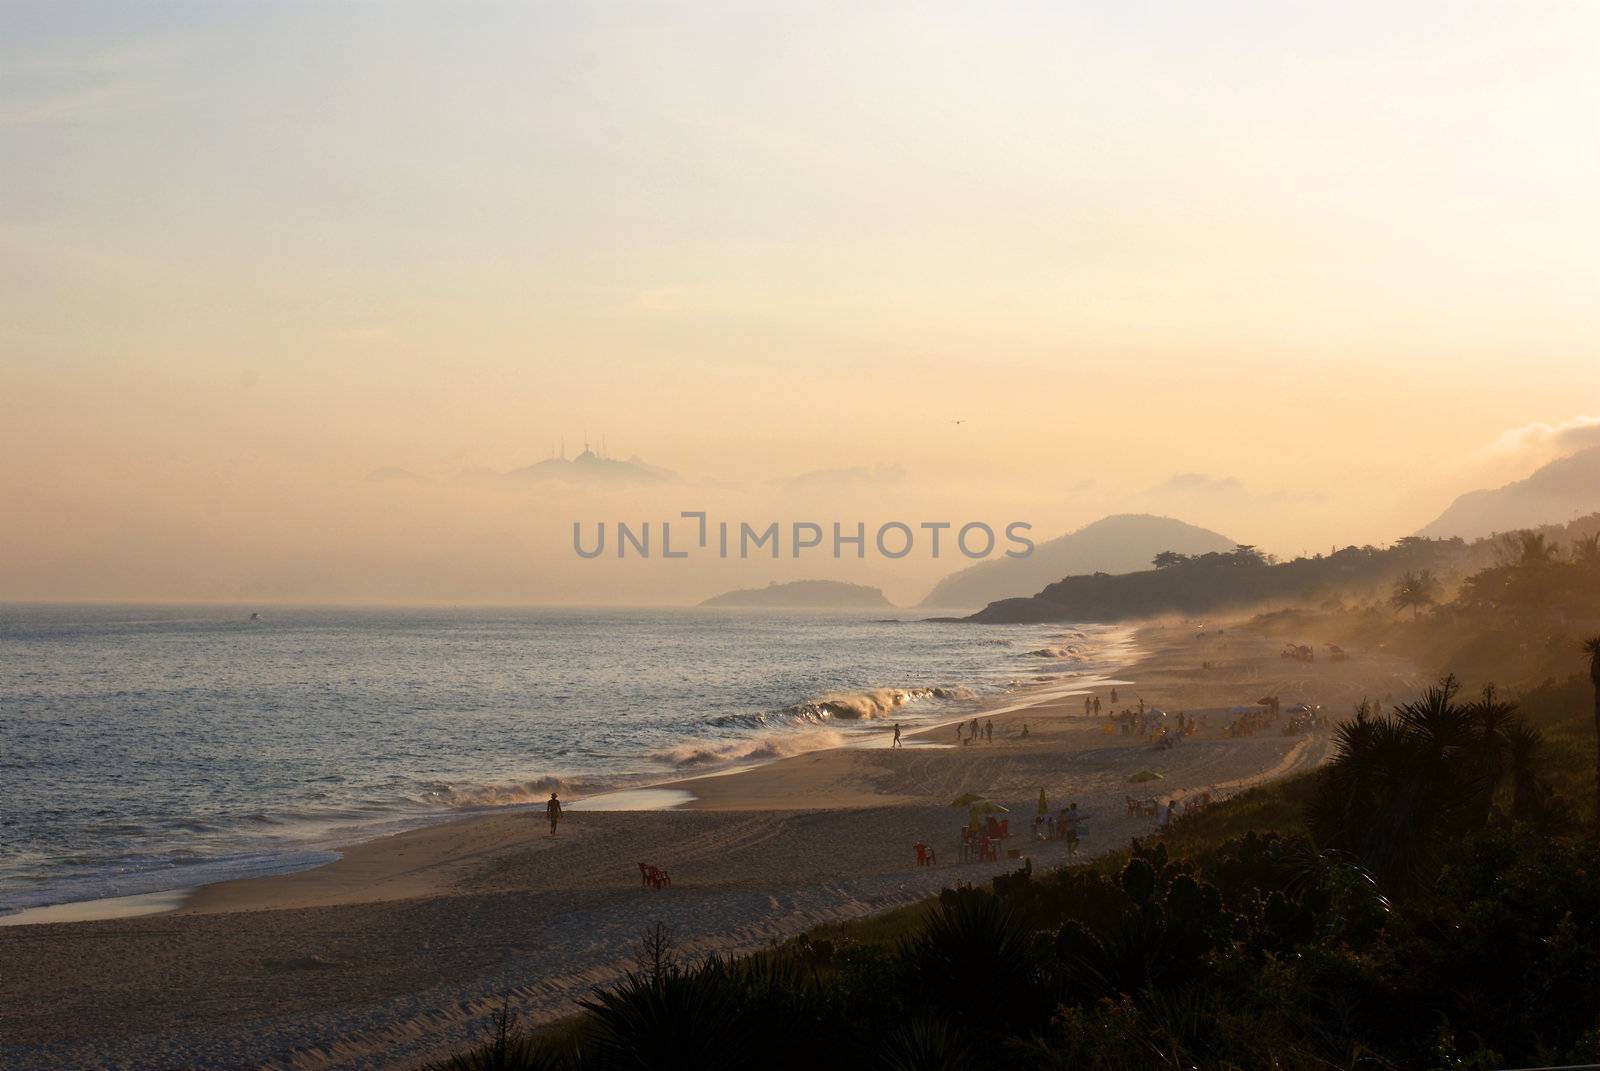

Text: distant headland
xmin=699 ymin=579 xmax=894 ymax=609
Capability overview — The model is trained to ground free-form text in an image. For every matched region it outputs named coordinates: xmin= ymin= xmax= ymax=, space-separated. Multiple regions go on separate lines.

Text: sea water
xmin=0 ymin=603 xmax=1128 ymax=915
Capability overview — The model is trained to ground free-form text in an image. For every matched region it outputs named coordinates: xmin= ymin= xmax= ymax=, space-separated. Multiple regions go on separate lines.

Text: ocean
xmin=0 ymin=604 xmax=1128 ymax=916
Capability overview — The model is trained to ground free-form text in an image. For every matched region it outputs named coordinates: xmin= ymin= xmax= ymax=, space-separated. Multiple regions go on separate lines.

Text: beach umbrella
xmin=948 ymin=792 xmax=987 ymax=808
xmin=1127 ymin=770 xmax=1164 ymax=784
xmin=1037 ymin=788 xmax=1048 ymax=814
xmin=969 ymin=800 xmax=1009 ymax=815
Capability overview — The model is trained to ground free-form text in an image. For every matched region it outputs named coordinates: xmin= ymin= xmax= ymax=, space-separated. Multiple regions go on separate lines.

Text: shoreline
xmin=0 ymin=621 xmax=1427 ymax=1070
xmin=1 ymin=624 xmax=1141 ymax=928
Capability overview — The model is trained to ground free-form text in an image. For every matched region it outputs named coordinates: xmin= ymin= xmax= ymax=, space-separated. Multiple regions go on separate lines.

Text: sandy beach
xmin=0 ymin=622 xmax=1425 ymax=1071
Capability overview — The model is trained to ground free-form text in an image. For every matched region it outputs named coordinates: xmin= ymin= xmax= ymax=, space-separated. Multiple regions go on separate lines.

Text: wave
xmin=1028 ymin=645 xmax=1083 ymax=659
xmin=711 ymin=684 xmax=977 ymax=730
xmin=655 ymin=728 xmax=849 ymax=769
xmin=409 ymin=775 xmax=613 ymax=809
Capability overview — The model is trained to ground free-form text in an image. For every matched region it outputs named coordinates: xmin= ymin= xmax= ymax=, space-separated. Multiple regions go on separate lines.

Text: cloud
xmin=769 ymin=464 xmax=906 ymax=491
xmin=1149 ymin=472 xmax=1244 ymax=494
xmin=1490 ymin=415 xmax=1600 ymax=456
xmin=1135 ymin=472 xmax=1323 ymax=507
xmin=365 ymin=466 xmax=425 ymax=483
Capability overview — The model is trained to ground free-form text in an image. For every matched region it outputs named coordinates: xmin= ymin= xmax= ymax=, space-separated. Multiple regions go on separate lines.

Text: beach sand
xmin=0 ymin=622 xmax=1425 ymax=1070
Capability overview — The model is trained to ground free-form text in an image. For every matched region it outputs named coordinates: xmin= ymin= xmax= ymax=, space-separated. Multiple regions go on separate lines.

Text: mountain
xmin=1417 ymin=446 xmax=1600 ymax=541
xmin=918 ymin=514 xmax=1235 ymax=610
xmin=965 ymin=538 xmax=1473 ymax=624
xmin=701 ymin=579 xmax=893 ymax=609
xmin=508 ymin=450 xmax=680 ymax=485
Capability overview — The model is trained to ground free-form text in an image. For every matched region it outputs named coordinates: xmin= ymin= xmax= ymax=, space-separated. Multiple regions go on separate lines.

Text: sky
xmin=3 ymin=2 xmax=1599 ymax=605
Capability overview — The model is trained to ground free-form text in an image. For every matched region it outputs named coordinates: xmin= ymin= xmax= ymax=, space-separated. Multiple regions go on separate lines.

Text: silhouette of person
xmin=984 ymin=719 xmax=993 ymax=743
xmin=892 ymin=723 xmax=902 ymax=748
xmin=546 ymin=792 xmax=562 ymax=836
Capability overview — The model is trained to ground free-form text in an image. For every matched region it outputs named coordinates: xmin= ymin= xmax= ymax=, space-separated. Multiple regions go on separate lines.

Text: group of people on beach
xmin=954 ymin=717 xmax=994 ymax=745
xmin=1032 ymin=800 xmax=1084 ymax=856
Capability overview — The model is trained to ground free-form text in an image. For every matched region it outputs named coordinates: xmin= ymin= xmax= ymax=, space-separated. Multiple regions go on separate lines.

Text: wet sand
xmin=0 ymin=622 xmax=1424 ymax=1070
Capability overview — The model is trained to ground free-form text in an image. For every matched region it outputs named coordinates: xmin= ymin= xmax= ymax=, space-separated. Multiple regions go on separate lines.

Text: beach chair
xmin=638 ymin=863 xmax=671 ymax=889
xmin=998 ymin=818 xmax=1009 ymax=840
xmin=914 ymin=842 xmax=937 ymax=867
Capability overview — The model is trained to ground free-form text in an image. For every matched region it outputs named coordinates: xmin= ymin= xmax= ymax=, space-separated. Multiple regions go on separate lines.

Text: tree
xmin=1516 ymin=531 xmax=1559 ymax=567
xmin=1230 ymin=544 xmax=1267 ymax=566
xmin=1586 ymin=636 xmax=1600 ymax=832
xmin=1390 ymin=570 xmax=1440 ymax=619
xmin=1571 ymin=533 xmax=1600 ymax=569
xmin=1151 ymin=551 xmax=1190 ymax=569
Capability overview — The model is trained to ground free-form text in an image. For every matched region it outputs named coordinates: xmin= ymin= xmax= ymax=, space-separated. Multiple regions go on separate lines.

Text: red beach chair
xmin=638 ymin=863 xmax=671 ymax=889
xmin=914 ymin=842 xmax=937 ymax=867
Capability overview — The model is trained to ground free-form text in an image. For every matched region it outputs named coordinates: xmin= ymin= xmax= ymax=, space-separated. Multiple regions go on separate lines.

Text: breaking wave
xmin=711 ymin=684 xmax=977 ymax=730
xmin=656 ymin=728 xmax=850 ymax=769
xmin=410 ymin=776 xmax=613 ymax=809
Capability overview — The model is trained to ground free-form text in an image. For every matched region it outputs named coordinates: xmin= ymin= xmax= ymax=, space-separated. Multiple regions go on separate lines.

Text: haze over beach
xmin=4 ymin=4 xmax=1600 ymax=1070
xmin=5 ymin=3 xmax=1600 ymax=607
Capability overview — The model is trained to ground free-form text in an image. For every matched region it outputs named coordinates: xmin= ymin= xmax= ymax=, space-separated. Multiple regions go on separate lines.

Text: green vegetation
xmin=432 ymin=519 xmax=1600 ymax=1069
xmin=431 ymin=679 xmax=1599 ymax=1070
xmin=970 ymin=538 xmax=1476 ymax=623
xmin=1251 ymin=513 xmax=1600 ymax=827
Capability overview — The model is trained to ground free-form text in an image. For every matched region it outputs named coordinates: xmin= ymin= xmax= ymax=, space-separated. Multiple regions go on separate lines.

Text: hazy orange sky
xmin=3 ymin=2 xmax=1598 ymax=605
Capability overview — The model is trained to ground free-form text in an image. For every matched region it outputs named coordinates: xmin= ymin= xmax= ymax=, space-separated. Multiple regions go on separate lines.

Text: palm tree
xmin=1390 ymin=570 xmax=1439 ymax=619
xmin=1501 ymin=719 xmax=1545 ymax=823
xmin=1517 ymin=531 xmax=1559 ymax=566
xmin=1585 ymin=636 xmax=1600 ymax=832
xmin=1571 ymin=533 xmax=1600 ymax=568
xmin=1464 ymin=684 xmax=1519 ymax=825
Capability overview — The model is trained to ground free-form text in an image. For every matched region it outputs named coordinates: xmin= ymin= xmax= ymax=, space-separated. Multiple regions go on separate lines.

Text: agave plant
xmin=577 ymin=958 xmax=749 ymax=1071
xmin=901 ymin=888 xmax=1047 ymax=1034
xmin=1586 ymin=636 xmax=1600 ymax=832
xmin=875 ymin=1017 xmax=973 ymax=1071
xmin=1310 ymin=679 xmax=1486 ymax=892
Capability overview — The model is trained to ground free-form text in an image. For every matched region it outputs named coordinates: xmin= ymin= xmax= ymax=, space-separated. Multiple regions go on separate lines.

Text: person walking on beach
xmin=984 ymin=719 xmax=993 ymax=743
xmin=1064 ymin=802 xmax=1081 ymax=857
xmin=546 ymin=791 xmax=563 ymax=836
xmin=1110 ymin=688 xmax=1118 ymax=704
xmin=892 ymin=722 xmax=902 ymax=748
xmin=1093 ymin=696 xmax=1101 ymax=716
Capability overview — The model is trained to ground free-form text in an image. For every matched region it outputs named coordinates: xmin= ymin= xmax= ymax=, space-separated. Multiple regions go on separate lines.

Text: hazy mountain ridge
xmin=1418 ymin=446 xmax=1600 ymax=540
xmin=919 ymin=514 xmax=1235 ymax=610
xmin=701 ymin=579 xmax=893 ymax=609
xmin=965 ymin=538 xmax=1474 ymax=624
